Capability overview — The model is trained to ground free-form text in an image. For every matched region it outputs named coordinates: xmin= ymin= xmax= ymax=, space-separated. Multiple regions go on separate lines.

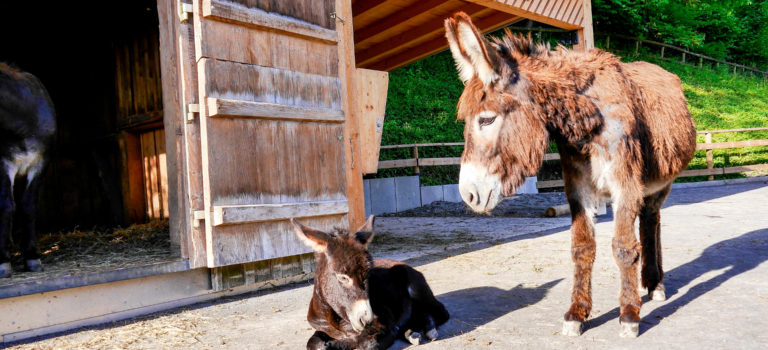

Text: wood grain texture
xmin=355 ymin=69 xmax=389 ymax=174
xmin=337 ymin=0 xmax=366 ymax=231
xmin=207 ymin=98 xmax=344 ymax=122
xmin=203 ymin=0 xmax=338 ymax=43
xmin=228 ymin=0 xmax=337 ymax=29
xmin=140 ymin=129 xmax=169 ymax=219
xmin=200 ymin=58 xmax=342 ymax=110
xmin=464 ymin=0 xmax=582 ymax=30
xmin=213 ymin=200 xmax=349 ymax=226
xmin=196 ymin=18 xmax=339 ymax=76
xmin=696 ymin=139 xmax=768 ymax=150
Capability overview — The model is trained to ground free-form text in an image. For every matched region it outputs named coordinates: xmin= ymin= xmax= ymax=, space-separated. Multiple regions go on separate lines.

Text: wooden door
xmin=188 ymin=0 xmax=352 ymax=267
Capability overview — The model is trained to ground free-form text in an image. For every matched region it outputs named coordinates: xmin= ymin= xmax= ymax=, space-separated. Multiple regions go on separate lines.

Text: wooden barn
xmin=0 ymin=0 xmax=592 ymax=342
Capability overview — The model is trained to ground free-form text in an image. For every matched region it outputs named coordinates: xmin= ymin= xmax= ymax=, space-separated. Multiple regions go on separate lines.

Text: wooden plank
xmin=697 ymin=127 xmax=768 ymax=134
xmin=544 ymin=153 xmax=561 ymax=161
xmin=537 ymin=179 xmax=564 ymax=188
xmin=419 ymin=157 xmax=461 ymax=166
xmin=464 ymin=0 xmax=582 ymax=30
xmin=352 ymin=0 xmax=389 ymax=17
xmin=202 ymin=0 xmax=338 ymax=43
xmin=722 ymin=163 xmax=768 ymax=174
xmin=354 ymin=3 xmax=487 ymax=66
xmin=200 ymin=58 xmax=343 ymax=110
xmin=678 ymin=168 xmax=723 ymax=177
xmin=378 ymin=159 xmax=418 ymax=169
xmin=195 ymin=19 xmax=339 ymax=76
xmin=354 ymin=0 xmax=449 ymax=44
xmin=119 ymin=131 xmax=147 ymax=223
xmin=141 ymin=131 xmax=162 ymax=219
xmin=213 ymin=200 xmax=349 ymax=226
xmin=356 ymin=69 xmax=389 ymax=174
xmin=207 ymin=98 xmax=345 ymax=122
xmin=364 ymin=11 xmax=521 ymax=71
xmin=381 ymin=142 xmax=464 ymax=149
xmin=155 ymin=130 xmax=170 ymax=218
xmin=157 ymin=0 xmax=188 ymax=255
xmin=696 ymin=139 xmax=768 ymax=150
xmin=337 ymin=0 xmax=366 ymax=231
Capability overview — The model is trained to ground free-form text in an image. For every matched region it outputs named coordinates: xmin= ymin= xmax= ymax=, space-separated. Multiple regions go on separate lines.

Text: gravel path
xmin=7 ymin=181 xmax=768 ymax=349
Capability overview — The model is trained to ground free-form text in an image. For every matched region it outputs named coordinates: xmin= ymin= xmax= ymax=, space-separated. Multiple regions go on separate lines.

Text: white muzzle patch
xmin=459 ymin=161 xmax=503 ymax=213
xmin=349 ymin=298 xmax=373 ymax=332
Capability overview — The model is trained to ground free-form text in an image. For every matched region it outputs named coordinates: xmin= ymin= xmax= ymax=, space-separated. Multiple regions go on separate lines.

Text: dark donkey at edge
xmin=291 ymin=216 xmax=449 ymax=349
xmin=0 ymin=63 xmax=56 ymax=278
xmin=444 ymin=13 xmax=696 ymax=337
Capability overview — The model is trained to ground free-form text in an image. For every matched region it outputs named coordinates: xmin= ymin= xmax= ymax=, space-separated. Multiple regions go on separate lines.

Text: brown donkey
xmin=444 ymin=13 xmax=696 ymax=337
xmin=292 ymin=216 xmax=449 ymax=349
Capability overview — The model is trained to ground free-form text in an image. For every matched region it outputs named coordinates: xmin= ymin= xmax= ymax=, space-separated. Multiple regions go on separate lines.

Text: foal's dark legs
xmin=639 ymin=184 xmax=671 ymax=301
xmin=561 ymin=173 xmax=597 ymax=336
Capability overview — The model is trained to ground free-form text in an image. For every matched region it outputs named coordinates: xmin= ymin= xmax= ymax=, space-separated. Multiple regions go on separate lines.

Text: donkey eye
xmin=478 ymin=116 xmax=497 ymax=127
xmin=336 ymin=274 xmax=352 ymax=286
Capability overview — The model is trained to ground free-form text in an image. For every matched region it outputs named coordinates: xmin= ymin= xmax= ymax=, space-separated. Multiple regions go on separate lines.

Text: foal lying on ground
xmin=292 ymin=216 xmax=449 ymax=350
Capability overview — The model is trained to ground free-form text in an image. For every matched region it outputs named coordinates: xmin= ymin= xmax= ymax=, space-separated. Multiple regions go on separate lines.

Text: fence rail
xmin=377 ymin=127 xmax=768 ymax=188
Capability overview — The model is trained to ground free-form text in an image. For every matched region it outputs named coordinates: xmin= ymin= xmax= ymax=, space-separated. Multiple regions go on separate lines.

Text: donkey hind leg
xmin=640 ymin=184 xmax=671 ymax=301
xmin=561 ymin=177 xmax=597 ymax=336
xmin=0 ymin=168 xmax=13 ymax=278
xmin=612 ymin=196 xmax=644 ymax=338
xmin=404 ymin=266 xmax=449 ymax=341
xmin=16 ymin=172 xmax=44 ymax=272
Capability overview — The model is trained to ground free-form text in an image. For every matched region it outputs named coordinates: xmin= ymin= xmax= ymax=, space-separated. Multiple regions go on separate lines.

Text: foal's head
xmin=291 ymin=216 xmax=376 ymax=332
xmin=445 ymin=12 xmax=550 ymax=213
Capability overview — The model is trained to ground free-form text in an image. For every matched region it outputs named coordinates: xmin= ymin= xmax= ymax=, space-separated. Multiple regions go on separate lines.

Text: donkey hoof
xmin=619 ymin=321 xmax=639 ymax=338
xmin=405 ymin=329 xmax=422 ymax=345
xmin=562 ymin=320 xmax=583 ymax=337
xmin=425 ymin=328 xmax=438 ymax=341
xmin=0 ymin=262 xmax=12 ymax=278
xmin=25 ymin=259 xmax=43 ymax=272
xmin=650 ymin=284 xmax=666 ymax=301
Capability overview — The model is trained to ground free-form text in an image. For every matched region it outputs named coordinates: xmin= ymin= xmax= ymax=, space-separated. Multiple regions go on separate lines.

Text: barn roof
xmin=352 ymin=0 xmax=591 ymax=71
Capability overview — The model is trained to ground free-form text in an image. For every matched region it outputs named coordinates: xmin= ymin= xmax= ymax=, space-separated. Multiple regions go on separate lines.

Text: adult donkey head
xmin=292 ymin=216 xmax=376 ymax=332
xmin=445 ymin=13 xmax=552 ymax=213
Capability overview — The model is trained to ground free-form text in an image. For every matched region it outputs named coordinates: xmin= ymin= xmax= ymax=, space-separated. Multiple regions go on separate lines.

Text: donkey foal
xmin=292 ymin=216 xmax=449 ymax=350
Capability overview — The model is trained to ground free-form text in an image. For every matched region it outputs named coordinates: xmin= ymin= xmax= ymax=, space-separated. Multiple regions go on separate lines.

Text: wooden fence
xmin=377 ymin=127 xmax=768 ymax=189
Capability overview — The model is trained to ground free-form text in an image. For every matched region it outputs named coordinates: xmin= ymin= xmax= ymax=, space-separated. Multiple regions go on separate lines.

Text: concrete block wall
xmin=364 ymin=176 xmax=538 ymax=216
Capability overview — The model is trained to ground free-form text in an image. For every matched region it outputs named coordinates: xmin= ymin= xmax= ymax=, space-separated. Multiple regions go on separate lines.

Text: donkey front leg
xmin=0 ymin=169 xmax=14 ymax=278
xmin=562 ymin=176 xmax=597 ymax=336
xmin=17 ymin=174 xmax=44 ymax=272
xmin=612 ymin=197 xmax=643 ymax=338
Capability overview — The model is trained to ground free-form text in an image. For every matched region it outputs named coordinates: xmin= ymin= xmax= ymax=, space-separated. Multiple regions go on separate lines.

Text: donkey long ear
xmin=354 ymin=215 xmax=375 ymax=248
xmin=445 ymin=12 xmax=499 ymax=86
xmin=291 ymin=218 xmax=330 ymax=253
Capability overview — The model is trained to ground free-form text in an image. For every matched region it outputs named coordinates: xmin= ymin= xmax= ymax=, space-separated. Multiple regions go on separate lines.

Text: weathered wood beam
xmin=212 ymin=200 xmax=349 ymax=226
xmin=355 ymin=3 xmax=489 ymax=67
xmin=354 ymin=0 xmax=449 ymax=44
xmin=206 ymin=98 xmax=345 ymax=122
xmin=352 ymin=0 xmax=389 ymax=17
xmin=463 ymin=0 xmax=582 ymax=30
xmin=364 ymin=11 xmax=521 ymax=71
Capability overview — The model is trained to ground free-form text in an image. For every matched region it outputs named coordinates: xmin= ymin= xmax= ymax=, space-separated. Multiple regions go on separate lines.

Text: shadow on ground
xmin=585 ymin=227 xmax=768 ymax=335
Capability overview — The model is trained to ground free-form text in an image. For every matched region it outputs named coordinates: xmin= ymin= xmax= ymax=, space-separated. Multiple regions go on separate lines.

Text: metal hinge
xmin=192 ymin=210 xmax=205 ymax=228
xmin=186 ymin=103 xmax=200 ymax=123
xmin=178 ymin=2 xmax=193 ymax=24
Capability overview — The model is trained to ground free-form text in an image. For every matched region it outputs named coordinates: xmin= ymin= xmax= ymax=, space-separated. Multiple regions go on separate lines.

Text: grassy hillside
xmin=377 ymin=45 xmax=768 ymax=185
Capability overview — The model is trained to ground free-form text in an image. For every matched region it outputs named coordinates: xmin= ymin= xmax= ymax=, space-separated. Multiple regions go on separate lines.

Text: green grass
xmin=373 ymin=42 xmax=768 ymax=185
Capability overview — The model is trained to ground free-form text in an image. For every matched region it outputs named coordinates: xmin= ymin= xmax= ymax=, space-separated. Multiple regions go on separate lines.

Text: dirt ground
xmin=6 ymin=180 xmax=768 ymax=349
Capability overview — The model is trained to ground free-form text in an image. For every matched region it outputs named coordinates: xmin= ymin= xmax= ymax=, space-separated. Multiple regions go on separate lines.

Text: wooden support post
xmin=699 ymin=56 xmax=703 ymax=67
xmin=705 ymin=132 xmax=714 ymax=181
xmin=605 ymin=35 xmax=610 ymax=49
xmin=734 ymin=65 xmax=737 ymax=74
xmin=412 ymin=146 xmax=420 ymax=175
xmin=660 ymin=46 xmax=664 ymax=58
xmin=682 ymin=52 xmax=686 ymax=64
xmin=635 ymin=41 xmax=639 ymax=55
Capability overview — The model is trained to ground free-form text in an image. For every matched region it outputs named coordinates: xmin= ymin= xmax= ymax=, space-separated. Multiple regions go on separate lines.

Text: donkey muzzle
xmin=459 ymin=161 xmax=503 ymax=213
xmin=349 ymin=298 xmax=373 ymax=332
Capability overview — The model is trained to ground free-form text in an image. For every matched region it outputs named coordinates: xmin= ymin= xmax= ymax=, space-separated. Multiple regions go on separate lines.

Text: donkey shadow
xmin=389 ymin=279 xmax=562 ymax=349
xmin=586 ymin=227 xmax=768 ymax=335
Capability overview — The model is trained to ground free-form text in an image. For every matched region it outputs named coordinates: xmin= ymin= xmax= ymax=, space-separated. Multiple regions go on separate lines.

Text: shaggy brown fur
xmin=445 ymin=12 xmax=696 ymax=336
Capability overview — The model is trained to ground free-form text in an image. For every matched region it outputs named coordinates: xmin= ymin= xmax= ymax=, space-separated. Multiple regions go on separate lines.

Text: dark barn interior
xmin=0 ymin=0 xmax=174 ymax=285
xmin=1 ymin=0 xmax=168 ymax=233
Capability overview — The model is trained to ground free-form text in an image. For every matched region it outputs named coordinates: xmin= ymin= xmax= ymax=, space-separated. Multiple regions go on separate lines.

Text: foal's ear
xmin=354 ymin=215 xmax=376 ymax=248
xmin=444 ymin=12 xmax=499 ymax=86
xmin=290 ymin=218 xmax=329 ymax=253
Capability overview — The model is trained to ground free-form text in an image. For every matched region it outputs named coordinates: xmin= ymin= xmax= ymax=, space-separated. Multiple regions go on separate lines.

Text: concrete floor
xmin=8 ymin=181 xmax=768 ymax=349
